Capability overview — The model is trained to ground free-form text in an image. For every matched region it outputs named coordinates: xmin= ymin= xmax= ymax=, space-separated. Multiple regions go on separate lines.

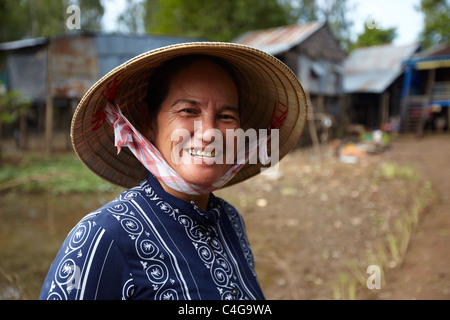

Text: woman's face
xmin=149 ymin=59 xmax=240 ymax=190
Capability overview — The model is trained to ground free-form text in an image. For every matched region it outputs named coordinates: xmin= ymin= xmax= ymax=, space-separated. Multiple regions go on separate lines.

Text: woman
xmin=39 ymin=42 xmax=307 ymax=300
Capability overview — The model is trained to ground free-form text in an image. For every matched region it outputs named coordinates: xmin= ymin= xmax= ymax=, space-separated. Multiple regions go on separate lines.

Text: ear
xmin=145 ymin=121 xmax=158 ymax=142
xmin=138 ymin=101 xmax=158 ymax=142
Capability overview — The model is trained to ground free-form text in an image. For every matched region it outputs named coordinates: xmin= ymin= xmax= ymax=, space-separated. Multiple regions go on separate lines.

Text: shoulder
xmin=215 ymin=196 xmax=244 ymax=221
xmin=213 ymin=195 xmax=238 ymax=214
xmin=213 ymin=196 xmax=249 ymax=234
xmin=89 ymin=187 xmax=149 ymax=230
xmin=40 ymin=209 xmax=134 ymax=300
xmin=56 ymin=189 xmax=146 ymax=269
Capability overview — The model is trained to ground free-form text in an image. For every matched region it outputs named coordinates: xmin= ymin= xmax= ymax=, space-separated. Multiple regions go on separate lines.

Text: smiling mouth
xmin=188 ymin=148 xmax=217 ymax=158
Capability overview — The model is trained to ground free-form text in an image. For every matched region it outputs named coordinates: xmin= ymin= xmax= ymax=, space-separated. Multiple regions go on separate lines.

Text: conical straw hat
xmin=71 ymin=42 xmax=308 ymax=189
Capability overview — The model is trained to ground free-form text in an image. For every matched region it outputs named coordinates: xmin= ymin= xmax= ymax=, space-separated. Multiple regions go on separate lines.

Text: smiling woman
xmin=145 ymin=56 xmax=242 ymax=205
xmin=39 ymin=42 xmax=308 ymax=300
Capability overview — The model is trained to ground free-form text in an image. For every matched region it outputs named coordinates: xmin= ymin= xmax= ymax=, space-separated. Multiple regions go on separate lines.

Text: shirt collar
xmin=144 ymin=173 xmax=220 ymax=226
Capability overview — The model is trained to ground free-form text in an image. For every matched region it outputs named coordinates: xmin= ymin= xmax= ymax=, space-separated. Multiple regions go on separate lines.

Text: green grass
xmin=0 ymin=152 xmax=123 ymax=195
xmin=378 ymin=161 xmax=419 ymax=180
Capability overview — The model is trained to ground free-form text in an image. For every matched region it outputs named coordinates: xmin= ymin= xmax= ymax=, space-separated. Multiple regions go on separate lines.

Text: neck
xmin=158 ymin=179 xmax=211 ymax=211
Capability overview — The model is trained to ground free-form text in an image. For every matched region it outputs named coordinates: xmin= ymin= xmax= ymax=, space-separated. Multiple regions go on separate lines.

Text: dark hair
xmin=145 ymin=54 xmax=240 ymax=121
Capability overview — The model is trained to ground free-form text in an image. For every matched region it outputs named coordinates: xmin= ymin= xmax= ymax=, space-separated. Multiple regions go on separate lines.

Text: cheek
xmin=154 ymin=118 xmax=194 ymax=154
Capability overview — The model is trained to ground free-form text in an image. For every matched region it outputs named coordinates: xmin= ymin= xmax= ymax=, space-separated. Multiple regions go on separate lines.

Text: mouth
xmin=188 ymin=148 xmax=217 ymax=158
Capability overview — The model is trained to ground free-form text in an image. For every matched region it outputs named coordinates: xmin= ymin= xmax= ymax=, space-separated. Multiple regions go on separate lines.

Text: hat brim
xmin=71 ymin=42 xmax=308 ymax=189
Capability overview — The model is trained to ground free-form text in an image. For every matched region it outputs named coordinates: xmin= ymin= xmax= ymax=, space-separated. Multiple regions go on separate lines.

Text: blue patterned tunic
xmin=39 ymin=173 xmax=265 ymax=300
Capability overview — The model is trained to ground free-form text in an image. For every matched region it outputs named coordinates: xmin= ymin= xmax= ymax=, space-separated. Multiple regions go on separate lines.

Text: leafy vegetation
xmin=0 ymin=0 xmax=103 ymax=41
xmin=350 ymin=24 xmax=397 ymax=51
xmin=144 ymin=0 xmax=300 ymax=41
xmin=0 ymin=152 xmax=122 ymax=195
xmin=1 ymin=0 xmax=448 ymax=51
xmin=143 ymin=0 xmax=353 ymax=46
xmin=0 ymin=86 xmax=31 ymax=125
xmin=418 ymin=0 xmax=450 ymax=49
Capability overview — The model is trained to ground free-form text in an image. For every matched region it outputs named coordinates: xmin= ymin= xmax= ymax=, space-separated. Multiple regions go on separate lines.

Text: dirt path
xmin=363 ymin=134 xmax=450 ymax=300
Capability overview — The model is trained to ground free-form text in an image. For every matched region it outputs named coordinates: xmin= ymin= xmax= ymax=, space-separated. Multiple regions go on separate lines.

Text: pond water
xmin=0 ymin=191 xmax=120 ymax=299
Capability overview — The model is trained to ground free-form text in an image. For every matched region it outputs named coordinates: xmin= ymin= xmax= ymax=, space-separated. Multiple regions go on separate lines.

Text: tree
xmin=0 ymin=83 xmax=32 ymax=153
xmin=0 ymin=1 xmax=30 ymax=42
xmin=319 ymin=0 xmax=354 ymax=53
xmin=0 ymin=87 xmax=31 ymax=125
xmin=281 ymin=0 xmax=318 ymax=23
xmin=125 ymin=0 xmax=354 ymax=50
xmin=144 ymin=0 xmax=298 ymax=41
xmin=78 ymin=0 xmax=104 ymax=32
xmin=0 ymin=0 xmax=104 ymax=42
xmin=350 ymin=23 xmax=397 ymax=50
xmin=117 ymin=0 xmax=145 ymax=34
xmin=0 ymin=0 xmax=65 ymax=41
xmin=283 ymin=0 xmax=354 ymax=52
xmin=418 ymin=0 xmax=450 ymax=48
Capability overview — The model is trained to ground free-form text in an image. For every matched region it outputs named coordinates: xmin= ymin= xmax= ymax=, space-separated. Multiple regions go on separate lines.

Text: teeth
xmin=189 ymin=149 xmax=216 ymax=158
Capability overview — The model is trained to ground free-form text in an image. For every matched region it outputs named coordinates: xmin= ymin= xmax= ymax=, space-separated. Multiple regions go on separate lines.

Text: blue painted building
xmin=400 ymin=45 xmax=450 ymax=134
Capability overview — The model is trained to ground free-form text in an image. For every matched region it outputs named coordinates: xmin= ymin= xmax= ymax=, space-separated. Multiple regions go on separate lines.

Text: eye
xmin=218 ymin=114 xmax=236 ymax=120
xmin=218 ymin=106 xmax=240 ymax=124
xmin=179 ymin=108 xmax=198 ymax=115
xmin=218 ymin=114 xmax=240 ymax=126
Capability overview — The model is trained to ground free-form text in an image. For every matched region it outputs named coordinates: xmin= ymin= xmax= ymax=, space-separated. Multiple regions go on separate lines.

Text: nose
xmin=194 ymin=116 xmax=218 ymax=143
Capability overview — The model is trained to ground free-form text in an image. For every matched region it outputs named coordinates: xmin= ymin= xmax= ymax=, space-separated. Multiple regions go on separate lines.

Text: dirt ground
xmin=216 ymin=134 xmax=450 ymax=300
xmin=359 ymin=134 xmax=450 ymax=300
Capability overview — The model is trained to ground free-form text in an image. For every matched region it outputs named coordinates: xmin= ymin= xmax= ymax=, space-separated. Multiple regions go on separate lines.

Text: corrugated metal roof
xmin=344 ymin=70 xmax=401 ymax=93
xmin=0 ymin=37 xmax=47 ymax=51
xmin=95 ymin=34 xmax=203 ymax=77
xmin=344 ymin=43 xmax=420 ymax=93
xmin=234 ymin=21 xmax=325 ymax=55
xmin=412 ymin=43 xmax=450 ymax=58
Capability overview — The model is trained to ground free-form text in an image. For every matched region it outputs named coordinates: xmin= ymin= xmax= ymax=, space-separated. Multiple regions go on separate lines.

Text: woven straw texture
xmin=71 ymin=42 xmax=308 ymax=189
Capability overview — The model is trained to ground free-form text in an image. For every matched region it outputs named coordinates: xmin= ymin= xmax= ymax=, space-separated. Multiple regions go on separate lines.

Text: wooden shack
xmin=235 ymin=21 xmax=347 ymax=144
xmin=344 ymin=43 xmax=421 ymax=131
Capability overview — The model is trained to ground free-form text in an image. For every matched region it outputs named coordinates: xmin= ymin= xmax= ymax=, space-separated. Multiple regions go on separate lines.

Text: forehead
xmin=167 ymin=59 xmax=239 ymax=100
xmin=144 ymin=55 xmax=241 ymax=120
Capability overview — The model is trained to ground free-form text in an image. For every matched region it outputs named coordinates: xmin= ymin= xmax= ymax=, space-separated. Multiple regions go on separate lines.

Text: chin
xmin=179 ymin=165 xmax=229 ymax=188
